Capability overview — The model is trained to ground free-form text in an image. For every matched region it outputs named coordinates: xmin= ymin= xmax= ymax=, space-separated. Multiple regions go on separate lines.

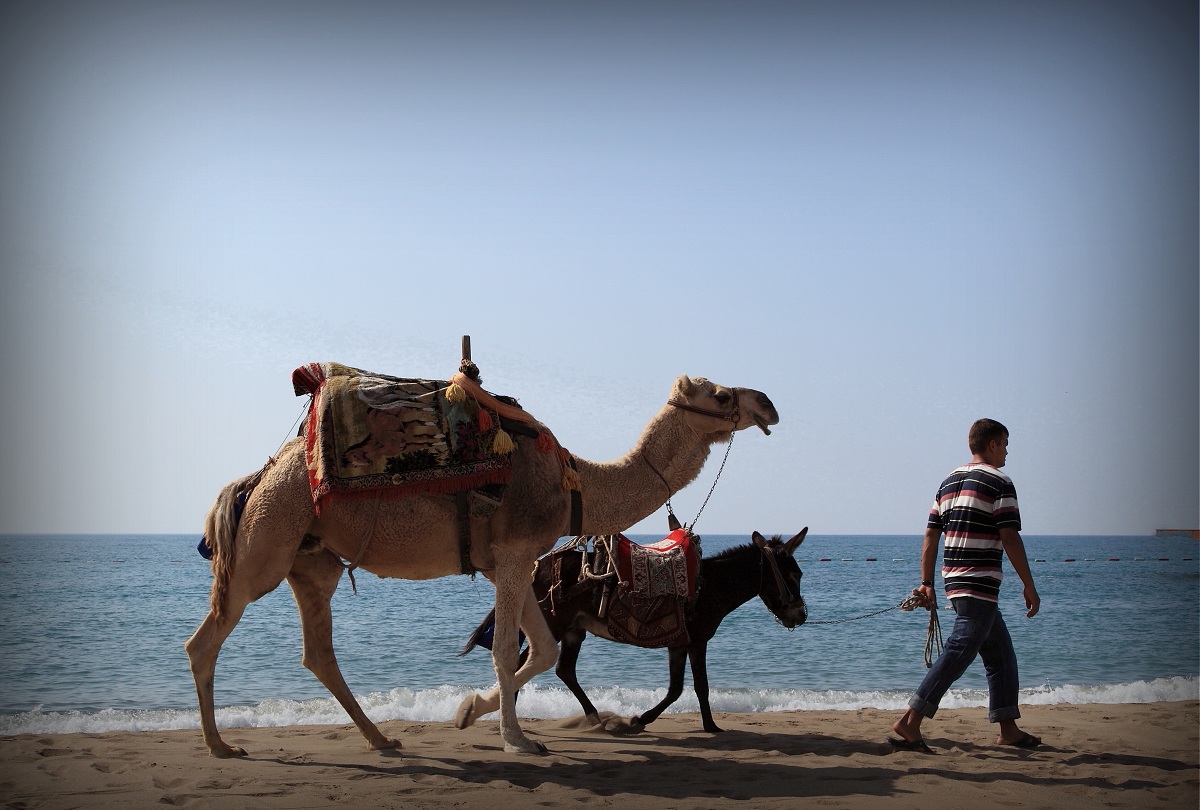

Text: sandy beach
xmin=1 ymin=701 xmax=1195 ymax=809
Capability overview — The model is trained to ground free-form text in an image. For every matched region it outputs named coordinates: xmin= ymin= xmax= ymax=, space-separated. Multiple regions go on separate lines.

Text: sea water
xmin=0 ymin=534 xmax=1195 ymax=735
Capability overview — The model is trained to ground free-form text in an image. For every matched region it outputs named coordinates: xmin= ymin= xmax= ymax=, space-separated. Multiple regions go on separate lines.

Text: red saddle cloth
xmin=614 ymin=529 xmax=700 ymax=600
xmin=605 ymin=529 xmax=701 ymax=648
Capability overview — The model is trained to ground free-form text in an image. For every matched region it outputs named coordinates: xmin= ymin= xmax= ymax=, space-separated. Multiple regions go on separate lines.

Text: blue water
xmin=0 ymin=534 xmax=1195 ymax=734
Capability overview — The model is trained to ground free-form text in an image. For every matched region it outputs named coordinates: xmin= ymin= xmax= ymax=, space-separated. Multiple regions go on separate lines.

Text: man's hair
xmin=968 ymin=418 xmax=1009 ymax=455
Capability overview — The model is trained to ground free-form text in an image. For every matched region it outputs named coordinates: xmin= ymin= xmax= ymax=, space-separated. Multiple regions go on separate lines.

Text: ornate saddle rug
xmin=614 ymin=529 xmax=700 ymax=600
xmin=606 ymin=530 xmax=701 ymax=648
xmin=292 ymin=362 xmax=514 ymax=509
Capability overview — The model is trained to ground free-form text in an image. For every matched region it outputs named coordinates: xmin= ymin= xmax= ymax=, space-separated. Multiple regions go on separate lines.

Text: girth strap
xmin=568 ymin=456 xmax=583 ymax=536
xmin=456 ymin=491 xmax=475 ymax=577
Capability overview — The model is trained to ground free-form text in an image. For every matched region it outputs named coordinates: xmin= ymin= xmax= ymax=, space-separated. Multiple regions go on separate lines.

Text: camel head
xmin=669 ymin=375 xmax=779 ymax=437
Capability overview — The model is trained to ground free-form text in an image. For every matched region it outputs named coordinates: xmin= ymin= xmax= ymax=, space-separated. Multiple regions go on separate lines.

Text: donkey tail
xmin=204 ymin=464 xmax=269 ymax=620
xmin=458 ymin=608 xmax=497 ymax=656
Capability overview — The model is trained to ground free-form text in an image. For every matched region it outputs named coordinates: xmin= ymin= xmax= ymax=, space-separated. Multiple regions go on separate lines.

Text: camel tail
xmin=204 ymin=465 xmax=269 ymax=620
xmin=458 ymin=608 xmax=497 ymax=656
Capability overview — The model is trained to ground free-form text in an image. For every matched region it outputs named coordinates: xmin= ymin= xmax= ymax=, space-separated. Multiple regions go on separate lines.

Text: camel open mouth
xmin=752 ymin=415 xmax=773 ymax=436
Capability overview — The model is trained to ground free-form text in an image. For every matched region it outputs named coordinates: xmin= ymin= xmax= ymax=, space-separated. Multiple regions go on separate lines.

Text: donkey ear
xmin=784 ymin=527 xmax=808 ymax=554
xmin=752 ymin=531 xmax=767 ymax=548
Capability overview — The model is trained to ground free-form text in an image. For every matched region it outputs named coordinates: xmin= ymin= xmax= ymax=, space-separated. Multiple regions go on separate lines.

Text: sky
xmin=1 ymin=0 xmax=1196 ymax=537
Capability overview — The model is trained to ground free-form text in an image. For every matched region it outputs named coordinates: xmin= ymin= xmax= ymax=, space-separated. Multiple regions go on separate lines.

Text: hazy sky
xmin=1 ymin=0 xmax=1195 ymax=537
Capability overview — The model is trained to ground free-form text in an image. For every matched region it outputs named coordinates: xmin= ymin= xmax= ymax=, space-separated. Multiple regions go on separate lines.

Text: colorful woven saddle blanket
xmin=606 ymin=530 xmax=701 ymax=648
xmin=615 ymin=529 xmax=700 ymax=600
xmin=292 ymin=362 xmax=514 ymax=509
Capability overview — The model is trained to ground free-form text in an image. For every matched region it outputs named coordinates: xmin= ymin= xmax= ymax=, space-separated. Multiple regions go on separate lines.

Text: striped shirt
xmin=928 ymin=464 xmax=1022 ymax=603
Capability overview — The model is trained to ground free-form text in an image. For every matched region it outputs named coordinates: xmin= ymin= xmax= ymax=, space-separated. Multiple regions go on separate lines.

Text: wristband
xmin=920 ymin=580 xmax=934 ymax=587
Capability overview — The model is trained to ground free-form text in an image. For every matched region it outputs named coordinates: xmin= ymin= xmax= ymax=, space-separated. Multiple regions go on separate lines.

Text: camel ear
xmin=674 ymin=375 xmax=696 ymax=398
xmin=752 ymin=531 xmax=767 ymax=549
xmin=784 ymin=527 xmax=808 ymax=554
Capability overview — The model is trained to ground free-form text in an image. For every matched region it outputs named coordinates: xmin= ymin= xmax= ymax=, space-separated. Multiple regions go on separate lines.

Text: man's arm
xmin=999 ymin=527 xmax=1040 ymax=617
xmin=916 ymin=527 xmax=940 ymax=609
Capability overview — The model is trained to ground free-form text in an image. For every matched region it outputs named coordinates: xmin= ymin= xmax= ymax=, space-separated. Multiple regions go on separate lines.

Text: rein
xmin=808 ymin=593 xmax=945 ymax=668
xmin=650 ymin=431 xmax=734 ymax=533
xmin=652 ymin=388 xmax=741 ymax=531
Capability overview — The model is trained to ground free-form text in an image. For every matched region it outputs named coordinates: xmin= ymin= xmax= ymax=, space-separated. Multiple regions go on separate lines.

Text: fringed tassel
xmin=477 ymin=407 xmax=494 ymax=432
xmin=558 ymin=447 xmax=581 ymax=491
xmin=492 ymin=428 xmax=516 ymax=454
xmin=562 ymin=464 xmax=581 ymax=491
xmin=446 ymin=382 xmax=468 ymax=402
xmin=536 ymin=431 xmax=555 ymax=453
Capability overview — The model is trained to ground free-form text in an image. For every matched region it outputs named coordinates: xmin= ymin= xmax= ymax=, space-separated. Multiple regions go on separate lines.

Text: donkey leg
xmin=455 ymin=585 xmax=558 ymax=730
xmin=286 ymin=549 xmax=400 ymax=752
xmin=688 ymin=644 xmax=723 ymax=733
xmin=489 ymin=556 xmax=546 ymax=754
xmin=632 ymin=646 xmax=689 ymax=731
xmin=555 ymin=629 xmax=600 ymax=725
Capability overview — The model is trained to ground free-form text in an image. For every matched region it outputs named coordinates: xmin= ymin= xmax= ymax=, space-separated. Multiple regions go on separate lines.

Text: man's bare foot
xmin=998 ymin=731 xmax=1041 ymax=748
xmin=891 ymin=710 xmax=924 ymax=744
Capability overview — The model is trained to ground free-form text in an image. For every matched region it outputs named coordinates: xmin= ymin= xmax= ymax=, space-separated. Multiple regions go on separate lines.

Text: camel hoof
xmin=370 ymin=736 xmax=402 ymax=751
xmin=210 ymin=744 xmax=248 ymax=759
xmin=504 ymin=738 xmax=548 ymax=755
xmin=454 ymin=694 xmax=479 ymax=729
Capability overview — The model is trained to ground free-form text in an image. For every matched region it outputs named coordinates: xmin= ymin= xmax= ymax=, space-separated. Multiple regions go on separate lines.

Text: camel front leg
xmin=287 ymin=549 xmax=401 ymax=752
xmin=488 ymin=559 xmax=548 ymax=754
xmin=454 ymin=584 xmax=559 ymax=731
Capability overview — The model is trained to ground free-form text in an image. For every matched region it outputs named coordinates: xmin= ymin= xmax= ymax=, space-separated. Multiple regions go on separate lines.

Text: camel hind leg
xmin=185 ymin=444 xmax=312 ymax=757
xmin=185 ymin=602 xmax=254 ymax=758
xmin=286 ymin=547 xmax=400 ymax=751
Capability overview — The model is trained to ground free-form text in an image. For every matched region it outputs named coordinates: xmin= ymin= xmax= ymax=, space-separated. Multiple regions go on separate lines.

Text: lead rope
xmin=338 ymin=494 xmax=380 ymax=594
xmin=808 ymin=592 xmax=944 ymax=668
xmin=661 ymin=431 xmax=734 ymax=531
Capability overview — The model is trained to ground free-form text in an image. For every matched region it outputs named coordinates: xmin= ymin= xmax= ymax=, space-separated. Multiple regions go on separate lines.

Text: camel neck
xmin=573 ymin=406 xmax=714 ymax=536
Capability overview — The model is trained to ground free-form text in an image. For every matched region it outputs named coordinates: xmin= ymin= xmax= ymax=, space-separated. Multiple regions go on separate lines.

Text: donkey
xmin=462 ymin=529 xmax=807 ymax=733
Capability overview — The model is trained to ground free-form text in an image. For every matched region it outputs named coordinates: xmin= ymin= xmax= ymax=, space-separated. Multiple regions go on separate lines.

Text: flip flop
xmin=1003 ymin=732 xmax=1041 ymax=749
xmin=887 ymin=736 xmax=935 ymax=754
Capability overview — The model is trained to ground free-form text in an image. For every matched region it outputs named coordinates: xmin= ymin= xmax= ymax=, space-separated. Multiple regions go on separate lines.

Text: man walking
xmin=890 ymin=418 xmax=1042 ymax=753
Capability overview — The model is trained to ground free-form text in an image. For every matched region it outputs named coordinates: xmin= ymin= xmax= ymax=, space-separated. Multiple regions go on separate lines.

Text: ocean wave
xmin=2 ymin=676 xmax=1194 ymax=736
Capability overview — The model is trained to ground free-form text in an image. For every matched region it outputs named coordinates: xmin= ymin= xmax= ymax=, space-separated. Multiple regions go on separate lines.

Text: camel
xmin=185 ymin=371 xmax=778 ymax=757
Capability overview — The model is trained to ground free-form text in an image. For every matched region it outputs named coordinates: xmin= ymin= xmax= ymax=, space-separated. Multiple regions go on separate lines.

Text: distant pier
xmin=1155 ymin=529 xmax=1200 ymax=540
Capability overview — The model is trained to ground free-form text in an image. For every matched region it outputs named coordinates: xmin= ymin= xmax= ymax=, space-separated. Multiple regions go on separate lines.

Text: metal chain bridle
xmin=665 ymin=431 xmax=734 ymax=532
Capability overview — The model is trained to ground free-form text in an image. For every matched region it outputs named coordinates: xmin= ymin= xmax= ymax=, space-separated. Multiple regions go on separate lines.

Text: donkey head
xmin=752 ymin=528 xmax=808 ymax=629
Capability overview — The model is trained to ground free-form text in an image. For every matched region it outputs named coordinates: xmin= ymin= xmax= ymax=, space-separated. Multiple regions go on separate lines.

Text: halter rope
xmin=807 ymin=592 xmax=944 ymax=668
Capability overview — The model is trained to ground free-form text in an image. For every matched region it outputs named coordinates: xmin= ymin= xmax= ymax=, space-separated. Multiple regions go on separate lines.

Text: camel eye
xmin=713 ymin=391 xmax=731 ymax=406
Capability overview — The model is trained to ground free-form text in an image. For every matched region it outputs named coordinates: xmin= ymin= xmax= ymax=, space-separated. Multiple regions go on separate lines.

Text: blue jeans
xmin=908 ymin=597 xmax=1021 ymax=723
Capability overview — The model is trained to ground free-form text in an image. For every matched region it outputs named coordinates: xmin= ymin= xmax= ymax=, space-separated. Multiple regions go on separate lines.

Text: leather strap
xmin=456 ymin=491 xmax=475 ymax=576
xmin=568 ymin=456 xmax=583 ymax=536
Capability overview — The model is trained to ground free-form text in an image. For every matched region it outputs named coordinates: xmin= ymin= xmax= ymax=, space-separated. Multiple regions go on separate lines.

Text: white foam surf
xmin=2 ymin=676 xmax=1194 ymax=736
